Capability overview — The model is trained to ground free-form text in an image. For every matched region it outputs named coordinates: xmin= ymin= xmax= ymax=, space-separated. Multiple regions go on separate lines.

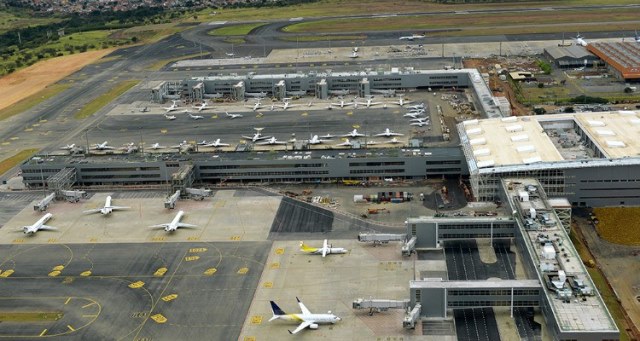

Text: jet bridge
xmin=352 ymin=298 xmax=409 ymax=315
xmin=164 ymin=190 xmax=181 ymax=209
xmin=33 ymin=192 xmax=56 ymax=211
xmin=170 ymin=164 xmax=195 ymax=194
xmin=47 ymin=167 xmax=77 ymax=199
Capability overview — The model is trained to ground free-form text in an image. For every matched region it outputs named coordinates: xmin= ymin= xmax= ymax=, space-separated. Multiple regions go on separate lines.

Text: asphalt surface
xmin=0 ymin=241 xmax=270 ymax=341
xmin=454 ymin=308 xmax=501 ymax=341
xmin=0 ymin=192 xmax=43 ymax=227
xmin=269 ymin=197 xmax=334 ymax=233
xmin=444 ymin=240 xmax=515 ymax=281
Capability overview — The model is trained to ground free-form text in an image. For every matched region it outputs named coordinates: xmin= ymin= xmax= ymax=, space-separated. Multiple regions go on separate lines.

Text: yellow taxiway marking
xmin=161 ymin=294 xmax=178 ymax=302
xmin=39 ymin=329 xmax=47 ymax=336
xmin=352 ymin=124 xmax=360 ymax=129
xmin=67 ymin=325 xmax=75 ymax=332
xmin=263 ymin=282 xmax=273 ymax=288
xmin=150 ymin=314 xmax=167 ymax=324
xmin=12 ymin=239 xmax=24 ymax=243
xmin=52 ymin=265 xmax=65 ymax=271
xmin=346 ymin=111 xmax=353 ymax=116
xmin=48 ymin=270 xmax=61 ymax=277
xmin=82 ymin=314 xmax=98 ymax=318
xmin=230 ymin=235 xmax=241 ymax=241
xmin=0 ymin=270 xmax=14 ymax=277
xmin=62 ymin=277 xmax=74 ymax=284
xmin=128 ymin=281 xmax=145 ymax=289
xmin=301 ymin=112 xmax=308 ymax=116
xmin=237 ymin=267 xmax=248 ymax=275
xmin=89 ymin=238 xmax=98 ymax=243
xmin=184 ymin=256 xmax=199 ymax=262
xmin=24 ymin=128 xmax=33 ymax=132
xmin=80 ymin=270 xmax=91 ymax=277
xmin=82 ymin=302 xmax=97 ymax=309
xmin=275 ymin=248 xmax=285 ymax=255
xmin=65 ymin=297 xmax=71 ymax=305
xmin=270 ymin=262 xmax=280 ymax=269
xmin=160 ymin=129 xmax=168 ymax=134
xmin=187 ymin=236 xmax=200 ymax=241
xmin=244 ymin=337 xmax=256 ymax=341
xmin=10 ymin=137 xmax=18 ymax=140
xmin=188 ymin=248 xmax=207 ymax=253
xmin=203 ymin=268 xmax=217 ymax=276
xmin=48 ymin=238 xmax=57 ymax=243
xmin=250 ymin=316 xmax=262 ymax=324
xmin=154 ymin=267 xmax=168 ymax=277
xmin=152 ymin=237 xmax=165 ymax=242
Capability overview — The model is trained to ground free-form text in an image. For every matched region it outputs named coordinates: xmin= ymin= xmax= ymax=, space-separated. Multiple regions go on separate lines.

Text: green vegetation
xmin=0 ymin=83 xmax=70 ymax=121
xmin=0 ymin=9 xmax=61 ymax=34
xmin=586 ymin=268 xmax=631 ymax=341
xmin=280 ymin=35 xmax=367 ymax=42
xmin=208 ymin=23 xmax=266 ymax=36
xmin=0 ymin=311 xmax=63 ymax=322
xmin=536 ymin=60 xmax=552 ymax=75
xmin=74 ymin=80 xmax=139 ymax=119
xmin=0 ymin=149 xmax=39 ymax=176
xmin=223 ymin=37 xmax=246 ymax=44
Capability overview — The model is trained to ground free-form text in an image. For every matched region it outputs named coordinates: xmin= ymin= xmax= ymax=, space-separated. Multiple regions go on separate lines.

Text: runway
xmin=0 ymin=241 xmax=270 ymax=340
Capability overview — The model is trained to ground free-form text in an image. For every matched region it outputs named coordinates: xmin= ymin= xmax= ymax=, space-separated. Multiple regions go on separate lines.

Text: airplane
xmin=171 ymin=140 xmax=191 ymax=151
xmin=246 ymin=100 xmax=264 ymax=111
xmin=83 ymin=196 xmax=129 ymax=215
xmin=370 ymin=88 xmax=396 ymax=96
xmin=188 ymin=113 xmax=204 ymax=120
xmin=404 ymin=112 xmax=424 ymax=119
xmin=286 ymin=90 xmax=307 ymax=97
xmin=163 ymin=100 xmax=180 ymax=112
xmin=92 ymin=141 xmax=116 ymax=150
xmin=356 ymin=97 xmax=382 ymax=108
xmin=192 ymin=101 xmax=211 ymax=112
xmin=335 ymin=138 xmax=378 ymax=147
xmin=120 ymin=142 xmax=138 ymax=154
xmin=226 ymin=112 xmax=243 ymax=119
xmin=572 ymin=33 xmax=588 ymax=47
xmin=341 ymin=129 xmax=366 ymax=138
xmin=245 ymin=91 xmax=268 ymax=98
xmin=269 ymin=297 xmax=341 ymax=334
xmin=148 ymin=143 xmax=166 ymax=150
xmin=406 ymin=103 xmax=425 ymax=110
xmin=299 ymin=239 xmax=347 ymax=257
xmin=149 ymin=210 xmax=197 ymax=232
xmin=331 ymin=98 xmax=354 ymax=109
xmin=139 ymin=106 xmax=149 ymax=113
xmin=387 ymin=137 xmax=402 ymax=144
xmin=320 ymin=133 xmax=335 ymax=139
xmin=202 ymin=139 xmax=230 ymax=148
xmin=256 ymin=136 xmax=287 ymax=145
xmin=410 ymin=118 xmax=430 ymax=127
xmin=274 ymin=99 xmax=298 ymax=110
xmin=20 ymin=213 xmax=57 ymax=235
xmin=375 ymin=128 xmax=404 ymax=137
xmin=307 ymin=135 xmax=332 ymax=145
xmin=348 ymin=51 xmax=359 ymax=59
xmin=242 ymin=128 xmax=271 ymax=142
xmin=60 ymin=144 xmax=76 ymax=150
xmin=399 ymin=33 xmax=426 ymax=41
xmin=328 ymin=89 xmax=350 ymax=96
xmin=392 ymin=96 xmax=413 ymax=106
xmin=164 ymin=113 xmax=177 ymax=120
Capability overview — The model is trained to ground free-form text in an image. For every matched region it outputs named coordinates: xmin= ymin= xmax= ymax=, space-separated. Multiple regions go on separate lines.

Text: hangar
xmin=587 ymin=42 xmax=640 ymax=81
xmin=544 ymin=45 xmax=599 ymax=69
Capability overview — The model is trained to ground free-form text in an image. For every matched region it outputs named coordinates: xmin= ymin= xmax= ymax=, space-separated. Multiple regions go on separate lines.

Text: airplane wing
xmin=176 ymin=223 xmax=198 ymax=229
xmin=288 ymin=321 xmax=312 ymax=335
xmin=109 ymin=206 xmax=130 ymax=210
xmin=39 ymin=225 xmax=58 ymax=231
xmin=255 ymin=141 xmax=271 ymax=145
xmin=322 ymin=239 xmax=329 ymax=257
xmin=374 ymin=133 xmax=385 ymax=137
xmin=296 ymin=297 xmax=312 ymax=315
xmin=149 ymin=223 xmax=169 ymax=229
xmin=83 ymin=208 xmax=102 ymax=214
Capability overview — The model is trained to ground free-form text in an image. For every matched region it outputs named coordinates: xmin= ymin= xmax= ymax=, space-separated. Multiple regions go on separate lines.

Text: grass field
xmin=0 ymin=83 xmax=70 ymax=121
xmin=74 ymin=80 xmax=139 ymax=119
xmin=0 ymin=10 xmax=61 ymax=34
xmin=592 ymin=207 xmax=640 ymax=245
xmin=207 ymin=22 xmax=266 ymax=36
xmin=0 ymin=149 xmax=39 ymax=177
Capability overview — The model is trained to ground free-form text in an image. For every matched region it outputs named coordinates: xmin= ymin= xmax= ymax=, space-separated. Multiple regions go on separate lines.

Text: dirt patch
xmin=592 ymin=207 xmax=640 ymax=246
xmin=0 ymin=49 xmax=116 ymax=112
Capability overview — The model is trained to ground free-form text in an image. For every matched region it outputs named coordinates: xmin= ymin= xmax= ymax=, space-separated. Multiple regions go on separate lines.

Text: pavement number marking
xmin=270 ymin=263 xmax=280 ymax=269
xmin=154 ymin=268 xmax=168 ymax=277
xmin=275 ymin=248 xmax=285 ymax=255
xmin=131 ymin=312 xmax=148 ymax=318
xmin=150 ymin=314 xmax=167 ymax=324
xmin=13 ymin=239 xmax=24 ymax=243
xmin=243 ymin=337 xmax=256 ymax=341
xmin=263 ymin=282 xmax=273 ymax=288
xmin=89 ymin=238 xmax=98 ymax=243
xmin=187 ymin=236 xmax=200 ymax=241
xmin=80 ymin=271 xmax=92 ymax=277
xmin=152 ymin=237 xmax=165 ymax=242
xmin=0 ymin=270 xmax=14 ymax=277
xmin=184 ymin=256 xmax=200 ymax=262
xmin=129 ymin=281 xmax=145 ymax=289
xmin=230 ymin=236 xmax=241 ymax=241
xmin=250 ymin=316 xmax=262 ymax=324
xmin=237 ymin=267 xmax=248 ymax=274
xmin=48 ymin=238 xmax=57 ymax=243
xmin=346 ymin=111 xmax=353 ymax=116
xmin=203 ymin=268 xmax=217 ymax=276
xmin=189 ymin=248 xmax=207 ymax=253
xmin=161 ymin=294 xmax=178 ymax=302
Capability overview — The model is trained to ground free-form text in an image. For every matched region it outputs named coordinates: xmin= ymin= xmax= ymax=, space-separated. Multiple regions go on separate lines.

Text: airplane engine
xmin=309 ymin=323 xmax=319 ymax=330
xmin=23 ymin=227 xmax=30 ymax=234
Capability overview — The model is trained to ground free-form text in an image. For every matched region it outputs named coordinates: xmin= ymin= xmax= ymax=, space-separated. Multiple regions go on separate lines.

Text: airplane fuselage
xmin=24 ymin=213 xmax=53 ymax=234
xmin=274 ymin=313 xmax=340 ymax=324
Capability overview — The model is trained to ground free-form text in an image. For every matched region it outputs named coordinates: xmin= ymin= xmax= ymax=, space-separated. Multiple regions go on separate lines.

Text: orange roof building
xmin=587 ymin=42 xmax=640 ymax=80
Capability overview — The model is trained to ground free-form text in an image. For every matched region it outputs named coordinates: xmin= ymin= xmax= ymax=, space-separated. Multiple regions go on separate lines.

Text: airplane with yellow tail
xmin=299 ymin=239 xmax=348 ymax=257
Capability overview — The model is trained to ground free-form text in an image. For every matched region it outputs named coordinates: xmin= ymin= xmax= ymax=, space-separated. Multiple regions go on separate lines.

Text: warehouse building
xmin=587 ymin=42 xmax=640 ymax=80
xmin=544 ymin=45 xmax=599 ymax=69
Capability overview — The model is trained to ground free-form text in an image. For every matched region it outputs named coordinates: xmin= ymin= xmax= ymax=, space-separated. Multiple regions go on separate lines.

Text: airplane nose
xmin=335 ymin=317 xmax=342 ymax=321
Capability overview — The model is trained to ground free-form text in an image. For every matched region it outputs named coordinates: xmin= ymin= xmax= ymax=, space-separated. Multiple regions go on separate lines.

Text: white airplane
xmin=242 ymin=128 xmax=271 ymax=142
xmin=307 ymin=135 xmax=332 ymax=145
xmin=163 ymin=100 xmax=180 ymax=112
xmin=20 ymin=213 xmax=57 ymax=235
xmin=149 ymin=210 xmax=197 ymax=232
xmin=192 ymin=101 xmax=211 ymax=112
xmin=274 ymin=99 xmax=297 ymax=110
xmin=410 ymin=119 xmax=430 ymax=127
xmin=83 ymin=196 xmax=129 ymax=215
xmin=341 ymin=129 xmax=366 ymax=138
xmin=60 ymin=144 xmax=76 ymax=150
xmin=188 ymin=113 xmax=204 ymax=120
xmin=392 ymin=96 xmax=413 ymax=106
xmin=245 ymin=91 xmax=268 ymax=98
xmin=331 ymin=98 xmax=354 ymax=108
xmin=246 ymin=100 xmax=264 ymax=111
xmin=406 ymin=103 xmax=425 ymax=110
xmin=92 ymin=141 xmax=116 ymax=150
xmin=387 ymin=137 xmax=402 ymax=144
xmin=225 ymin=52 xmax=235 ymax=57
xmin=164 ymin=113 xmax=177 ymax=120
xmin=404 ymin=112 xmax=423 ymax=119
xmin=269 ymin=297 xmax=341 ymax=334
xmin=356 ymin=97 xmax=382 ymax=108
xmin=399 ymin=33 xmax=426 ymax=41
xmin=202 ymin=139 xmax=230 ymax=147
xmin=375 ymin=128 xmax=404 ymax=137
xmin=226 ymin=112 xmax=243 ymax=119
xmin=171 ymin=140 xmax=190 ymax=150
xmin=148 ymin=143 xmax=166 ymax=150
xmin=256 ymin=137 xmax=287 ymax=145
xmin=300 ymin=239 xmax=347 ymax=257
xmin=348 ymin=51 xmax=359 ymax=59
xmin=120 ymin=142 xmax=138 ymax=154
xmin=572 ymin=33 xmax=588 ymax=47
xmin=320 ymin=133 xmax=335 ymax=139
xmin=336 ymin=139 xmax=379 ymax=147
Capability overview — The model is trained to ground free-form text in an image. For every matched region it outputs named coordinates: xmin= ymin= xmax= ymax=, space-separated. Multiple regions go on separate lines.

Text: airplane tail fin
xmin=299 ymin=241 xmax=317 ymax=253
xmin=269 ymin=301 xmax=286 ymax=321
